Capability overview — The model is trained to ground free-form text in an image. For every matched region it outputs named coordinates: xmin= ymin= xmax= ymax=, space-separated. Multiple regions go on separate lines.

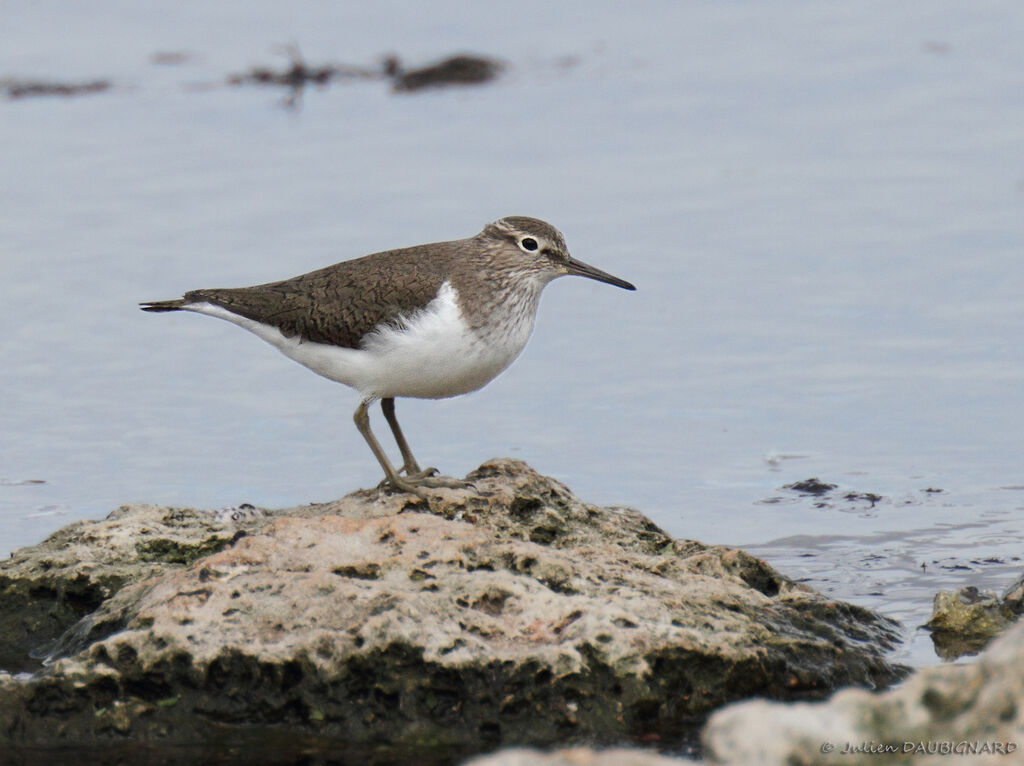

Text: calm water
xmin=3 ymin=1 xmax=1023 ymax=666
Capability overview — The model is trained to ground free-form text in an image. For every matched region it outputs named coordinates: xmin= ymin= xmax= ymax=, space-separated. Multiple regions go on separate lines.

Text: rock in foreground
xmin=927 ymin=574 xmax=1024 ymax=659
xmin=0 ymin=459 xmax=904 ymax=760
xmin=703 ymin=616 xmax=1024 ymax=765
xmin=462 ymin=746 xmax=688 ymax=766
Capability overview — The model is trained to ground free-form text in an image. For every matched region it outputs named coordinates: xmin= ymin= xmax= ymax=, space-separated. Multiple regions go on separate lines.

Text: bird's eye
xmin=519 ymin=237 xmax=539 ymax=251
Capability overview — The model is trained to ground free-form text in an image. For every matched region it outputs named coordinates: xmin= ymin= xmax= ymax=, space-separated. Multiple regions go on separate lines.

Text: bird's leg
xmin=353 ymin=399 xmax=427 ymax=498
xmin=380 ymin=397 xmax=437 ymax=479
xmin=367 ymin=400 xmax=472 ymax=490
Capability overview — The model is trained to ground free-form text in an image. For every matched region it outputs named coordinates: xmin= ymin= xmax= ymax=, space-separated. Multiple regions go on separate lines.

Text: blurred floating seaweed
xmin=227 ymin=47 xmax=504 ymax=109
xmin=844 ymin=491 xmax=883 ymax=506
xmin=2 ymin=78 xmax=110 ymax=100
xmin=227 ymin=44 xmax=381 ymax=109
xmin=389 ymin=54 xmax=504 ymax=93
xmin=3 ymin=48 xmax=505 ymax=108
xmin=784 ymin=478 xmax=837 ymax=496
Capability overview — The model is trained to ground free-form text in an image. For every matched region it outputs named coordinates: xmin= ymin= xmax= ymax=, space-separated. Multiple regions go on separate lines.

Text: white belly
xmin=183 ymin=281 xmax=535 ymax=400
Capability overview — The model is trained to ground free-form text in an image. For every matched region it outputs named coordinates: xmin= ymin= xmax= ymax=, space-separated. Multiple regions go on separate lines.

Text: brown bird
xmin=142 ymin=216 xmax=635 ymax=495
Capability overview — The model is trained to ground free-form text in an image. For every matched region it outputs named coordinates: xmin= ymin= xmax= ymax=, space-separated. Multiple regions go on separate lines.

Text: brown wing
xmin=183 ymin=245 xmax=453 ymax=349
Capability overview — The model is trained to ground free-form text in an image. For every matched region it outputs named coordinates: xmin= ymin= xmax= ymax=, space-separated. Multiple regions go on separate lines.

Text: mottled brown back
xmin=183 ymin=243 xmax=461 ymax=349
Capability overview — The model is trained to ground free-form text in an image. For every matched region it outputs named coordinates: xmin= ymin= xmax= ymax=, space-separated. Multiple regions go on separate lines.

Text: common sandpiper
xmin=141 ymin=216 xmax=636 ymax=496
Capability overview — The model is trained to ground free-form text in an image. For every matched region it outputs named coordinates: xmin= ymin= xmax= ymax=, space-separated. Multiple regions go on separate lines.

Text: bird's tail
xmin=139 ymin=299 xmax=186 ymax=313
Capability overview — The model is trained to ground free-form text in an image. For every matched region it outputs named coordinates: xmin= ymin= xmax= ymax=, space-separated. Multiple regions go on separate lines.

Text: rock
xmin=927 ymin=573 xmax=1024 ymax=659
xmin=0 ymin=459 xmax=904 ymax=759
xmin=0 ymin=502 xmax=264 ymax=672
xmin=702 ymin=618 xmax=1024 ymax=765
xmin=462 ymin=746 xmax=688 ymax=765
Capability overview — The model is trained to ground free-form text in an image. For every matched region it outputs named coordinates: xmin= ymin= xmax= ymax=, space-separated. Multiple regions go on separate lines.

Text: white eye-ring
xmin=518 ymin=236 xmax=539 ymax=252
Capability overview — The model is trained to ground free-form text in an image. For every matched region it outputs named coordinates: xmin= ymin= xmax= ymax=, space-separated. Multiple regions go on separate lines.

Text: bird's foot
xmin=411 ymin=474 xmax=475 ymax=490
xmin=377 ymin=471 xmax=474 ymax=498
xmin=401 ymin=465 xmax=439 ymax=481
xmin=377 ymin=474 xmax=430 ymax=500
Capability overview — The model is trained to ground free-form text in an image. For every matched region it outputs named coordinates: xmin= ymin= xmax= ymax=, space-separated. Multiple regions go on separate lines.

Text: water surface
xmin=3 ymin=1 xmax=1023 ymax=666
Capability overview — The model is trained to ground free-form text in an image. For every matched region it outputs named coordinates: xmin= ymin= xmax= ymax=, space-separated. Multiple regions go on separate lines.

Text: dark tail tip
xmin=140 ymin=300 xmax=185 ymax=313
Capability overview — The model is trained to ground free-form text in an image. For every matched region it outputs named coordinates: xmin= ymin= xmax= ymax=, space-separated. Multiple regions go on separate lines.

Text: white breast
xmin=182 ymin=281 xmax=536 ymax=400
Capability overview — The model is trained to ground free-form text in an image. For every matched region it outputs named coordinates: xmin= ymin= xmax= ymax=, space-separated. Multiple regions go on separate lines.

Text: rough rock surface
xmin=462 ymin=746 xmax=687 ymax=765
xmin=0 ymin=459 xmax=904 ymax=759
xmin=0 ymin=501 xmax=266 ymax=672
xmin=703 ymin=617 xmax=1024 ymax=766
xmin=927 ymin=573 xmax=1024 ymax=659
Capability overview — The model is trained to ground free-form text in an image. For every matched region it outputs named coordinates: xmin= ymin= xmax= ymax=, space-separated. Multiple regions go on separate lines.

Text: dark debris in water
xmin=226 ymin=48 xmax=504 ymax=109
xmin=2 ymin=78 xmax=111 ymax=100
xmin=942 ymin=563 xmax=975 ymax=572
xmin=844 ymin=491 xmax=883 ymax=507
xmin=784 ymin=478 xmax=837 ymax=496
xmin=389 ymin=54 xmax=504 ymax=93
xmin=227 ymin=45 xmax=382 ymax=109
xmin=770 ymin=478 xmax=889 ymax=513
xmin=926 ymin=556 xmax=1021 ymax=574
xmin=6 ymin=47 xmax=506 ymax=109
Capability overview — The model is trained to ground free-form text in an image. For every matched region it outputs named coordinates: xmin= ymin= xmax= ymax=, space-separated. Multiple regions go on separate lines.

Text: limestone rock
xmin=0 ymin=502 xmax=264 ymax=672
xmin=0 ymin=459 xmax=904 ymax=757
xmin=462 ymin=746 xmax=687 ymax=765
xmin=703 ymin=617 xmax=1024 ymax=765
xmin=927 ymin=574 xmax=1024 ymax=659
